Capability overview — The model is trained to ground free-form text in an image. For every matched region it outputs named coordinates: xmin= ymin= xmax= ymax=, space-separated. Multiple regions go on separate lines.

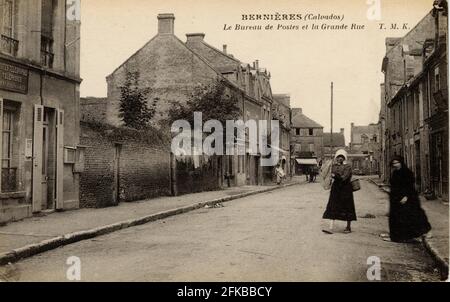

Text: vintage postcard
xmin=0 ymin=0 xmax=448 ymax=286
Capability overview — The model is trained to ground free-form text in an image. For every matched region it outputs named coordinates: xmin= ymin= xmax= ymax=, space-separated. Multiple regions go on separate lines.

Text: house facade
xmin=348 ymin=123 xmax=381 ymax=175
xmin=323 ymin=129 xmax=346 ymax=160
xmin=105 ymin=14 xmax=277 ymax=188
xmin=380 ymin=1 xmax=448 ymax=200
xmin=0 ymin=0 xmax=81 ymax=223
xmin=290 ymin=108 xmax=323 ymax=174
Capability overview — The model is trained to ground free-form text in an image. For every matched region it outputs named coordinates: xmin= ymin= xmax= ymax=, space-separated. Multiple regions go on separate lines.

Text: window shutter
xmin=32 ymin=104 xmax=44 ymax=212
xmin=56 ymin=108 xmax=64 ymax=210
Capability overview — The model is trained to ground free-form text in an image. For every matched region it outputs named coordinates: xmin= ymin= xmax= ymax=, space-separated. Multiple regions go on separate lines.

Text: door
xmin=55 ymin=109 xmax=64 ymax=210
xmin=112 ymin=144 xmax=121 ymax=205
xmin=41 ymin=118 xmax=49 ymax=209
xmin=32 ymin=105 xmax=44 ymax=213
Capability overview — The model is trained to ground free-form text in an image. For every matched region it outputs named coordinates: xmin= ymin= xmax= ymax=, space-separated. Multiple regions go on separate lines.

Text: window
xmin=1 ymin=101 xmax=19 ymax=192
xmin=2 ymin=109 xmax=13 ymax=168
xmin=0 ymin=0 xmax=18 ymax=56
xmin=41 ymin=0 xmax=55 ymax=67
xmin=361 ymin=134 xmax=368 ymax=144
xmin=309 ymin=128 xmax=314 ymax=136
xmin=295 ymin=128 xmax=300 ymax=136
xmin=434 ymin=66 xmax=440 ymax=92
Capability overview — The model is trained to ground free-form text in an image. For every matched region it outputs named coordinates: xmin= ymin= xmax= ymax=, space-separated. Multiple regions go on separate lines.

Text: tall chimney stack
xmin=157 ymin=14 xmax=175 ymax=35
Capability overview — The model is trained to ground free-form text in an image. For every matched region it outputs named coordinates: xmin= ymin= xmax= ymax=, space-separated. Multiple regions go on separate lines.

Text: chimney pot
xmin=340 ymin=128 xmax=344 ymax=134
xmin=223 ymin=44 xmax=227 ymax=54
xmin=157 ymin=13 xmax=175 ymax=35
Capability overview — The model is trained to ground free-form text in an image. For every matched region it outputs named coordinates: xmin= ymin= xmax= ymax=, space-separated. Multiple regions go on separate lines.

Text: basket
xmin=351 ymin=179 xmax=361 ymax=192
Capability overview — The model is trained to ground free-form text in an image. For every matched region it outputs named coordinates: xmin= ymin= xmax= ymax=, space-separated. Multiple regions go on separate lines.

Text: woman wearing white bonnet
xmin=322 ymin=149 xmax=357 ymax=234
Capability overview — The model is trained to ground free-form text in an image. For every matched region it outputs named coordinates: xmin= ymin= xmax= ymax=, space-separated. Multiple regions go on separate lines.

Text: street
xmin=1 ymin=180 xmax=441 ymax=282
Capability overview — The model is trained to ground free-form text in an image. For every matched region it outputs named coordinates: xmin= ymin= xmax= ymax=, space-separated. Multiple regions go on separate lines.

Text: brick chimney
xmin=254 ymin=60 xmax=259 ymax=70
xmin=223 ymin=45 xmax=227 ymax=54
xmin=157 ymin=13 xmax=175 ymax=35
xmin=186 ymin=33 xmax=205 ymax=43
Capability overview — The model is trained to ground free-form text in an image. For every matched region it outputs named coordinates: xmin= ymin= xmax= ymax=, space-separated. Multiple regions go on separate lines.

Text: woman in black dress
xmin=386 ymin=157 xmax=431 ymax=242
xmin=322 ymin=150 xmax=357 ymax=234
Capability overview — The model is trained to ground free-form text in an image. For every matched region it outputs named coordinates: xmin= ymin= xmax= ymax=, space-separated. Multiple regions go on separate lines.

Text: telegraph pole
xmin=330 ymin=82 xmax=334 ymax=158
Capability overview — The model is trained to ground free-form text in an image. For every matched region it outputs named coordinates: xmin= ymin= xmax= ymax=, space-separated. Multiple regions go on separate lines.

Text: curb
xmin=0 ymin=182 xmax=302 ymax=266
xmin=366 ymin=178 xmax=449 ymax=277
xmin=422 ymin=236 xmax=449 ymax=280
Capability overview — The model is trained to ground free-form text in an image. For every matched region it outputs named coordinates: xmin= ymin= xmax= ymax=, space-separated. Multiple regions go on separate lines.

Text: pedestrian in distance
xmin=381 ymin=156 xmax=432 ymax=243
xmin=322 ymin=149 xmax=357 ymax=234
xmin=275 ymin=164 xmax=285 ymax=185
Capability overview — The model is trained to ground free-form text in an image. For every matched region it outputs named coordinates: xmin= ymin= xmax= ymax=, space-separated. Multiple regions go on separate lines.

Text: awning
xmin=296 ymin=158 xmax=318 ymax=165
xmin=269 ymin=145 xmax=289 ymax=154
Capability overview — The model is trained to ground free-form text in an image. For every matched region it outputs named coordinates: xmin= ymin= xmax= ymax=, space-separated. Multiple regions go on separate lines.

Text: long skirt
xmin=389 ymin=196 xmax=431 ymax=242
xmin=323 ymin=180 xmax=357 ymax=221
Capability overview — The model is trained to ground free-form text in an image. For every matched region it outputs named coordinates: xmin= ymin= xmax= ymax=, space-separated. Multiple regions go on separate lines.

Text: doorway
xmin=41 ymin=108 xmax=56 ymax=210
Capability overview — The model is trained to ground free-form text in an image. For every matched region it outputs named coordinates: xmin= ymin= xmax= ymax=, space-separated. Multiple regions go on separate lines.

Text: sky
xmin=80 ymin=0 xmax=433 ymax=144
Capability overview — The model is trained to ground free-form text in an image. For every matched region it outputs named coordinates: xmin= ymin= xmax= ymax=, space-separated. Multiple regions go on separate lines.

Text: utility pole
xmin=330 ymin=82 xmax=334 ymax=158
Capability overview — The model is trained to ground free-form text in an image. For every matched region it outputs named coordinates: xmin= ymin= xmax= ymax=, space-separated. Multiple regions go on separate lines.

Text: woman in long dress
xmin=322 ymin=149 xmax=357 ymax=234
xmin=385 ymin=157 xmax=431 ymax=242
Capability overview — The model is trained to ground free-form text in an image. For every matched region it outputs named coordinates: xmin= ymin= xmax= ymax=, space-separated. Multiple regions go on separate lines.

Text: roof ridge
xmin=199 ymin=40 xmax=242 ymax=64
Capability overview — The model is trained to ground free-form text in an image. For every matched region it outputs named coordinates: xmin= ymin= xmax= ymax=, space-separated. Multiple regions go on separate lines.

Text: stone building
xmin=272 ymin=94 xmax=292 ymax=178
xmin=290 ymin=108 xmax=323 ymax=174
xmin=0 ymin=0 xmax=81 ymax=223
xmin=323 ymin=129 xmax=346 ymax=159
xmin=348 ymin=123 xmax=381 ymax=175
xmin=380 ymin=1 xmax=448 ymax=200
xmin=105 ymin=14 xmax=277 ymax=187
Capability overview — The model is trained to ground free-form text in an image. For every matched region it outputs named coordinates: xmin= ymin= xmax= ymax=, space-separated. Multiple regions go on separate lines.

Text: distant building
xmin=272 ymin=94 xmax=292 ymax=178
xmin=290 ymin=108 xmax=323 ymax=174
xmin=348 ymin=123 xmax=381 ymax=175
xmin=323 ymin=128 xmax=346 ymax=159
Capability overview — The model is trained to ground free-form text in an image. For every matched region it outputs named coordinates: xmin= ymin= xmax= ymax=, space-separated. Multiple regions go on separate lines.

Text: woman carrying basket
xmin=322 ymin=149 xmax=357 ymax=234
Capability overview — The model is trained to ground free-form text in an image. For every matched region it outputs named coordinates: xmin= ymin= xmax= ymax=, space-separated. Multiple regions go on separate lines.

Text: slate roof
xmin=323 ymin=132 xmax=346 ymax=147
xmin=292 ymin=110 xmax=323 ymax=128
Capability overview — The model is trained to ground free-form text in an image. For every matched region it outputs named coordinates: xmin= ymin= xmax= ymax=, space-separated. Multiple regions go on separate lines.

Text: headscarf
xmin=334 ymin=149 xmax=348 ymax=164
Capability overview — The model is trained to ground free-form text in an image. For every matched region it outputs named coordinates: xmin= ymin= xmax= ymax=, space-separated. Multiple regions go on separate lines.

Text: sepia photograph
xmin=0 ymin=0 xmax=448 ymax=287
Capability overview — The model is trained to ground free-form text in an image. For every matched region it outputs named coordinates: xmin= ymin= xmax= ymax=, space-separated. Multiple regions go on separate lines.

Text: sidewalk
xmin=368 ymin=177 xmax=449 ymax=275
xmin=0 ymin=179 xmax=304 ymax=266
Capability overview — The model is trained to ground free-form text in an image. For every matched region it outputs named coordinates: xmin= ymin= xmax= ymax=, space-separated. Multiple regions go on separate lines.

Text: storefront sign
xmin=0 ymin=59 xmax=29 ymax=94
